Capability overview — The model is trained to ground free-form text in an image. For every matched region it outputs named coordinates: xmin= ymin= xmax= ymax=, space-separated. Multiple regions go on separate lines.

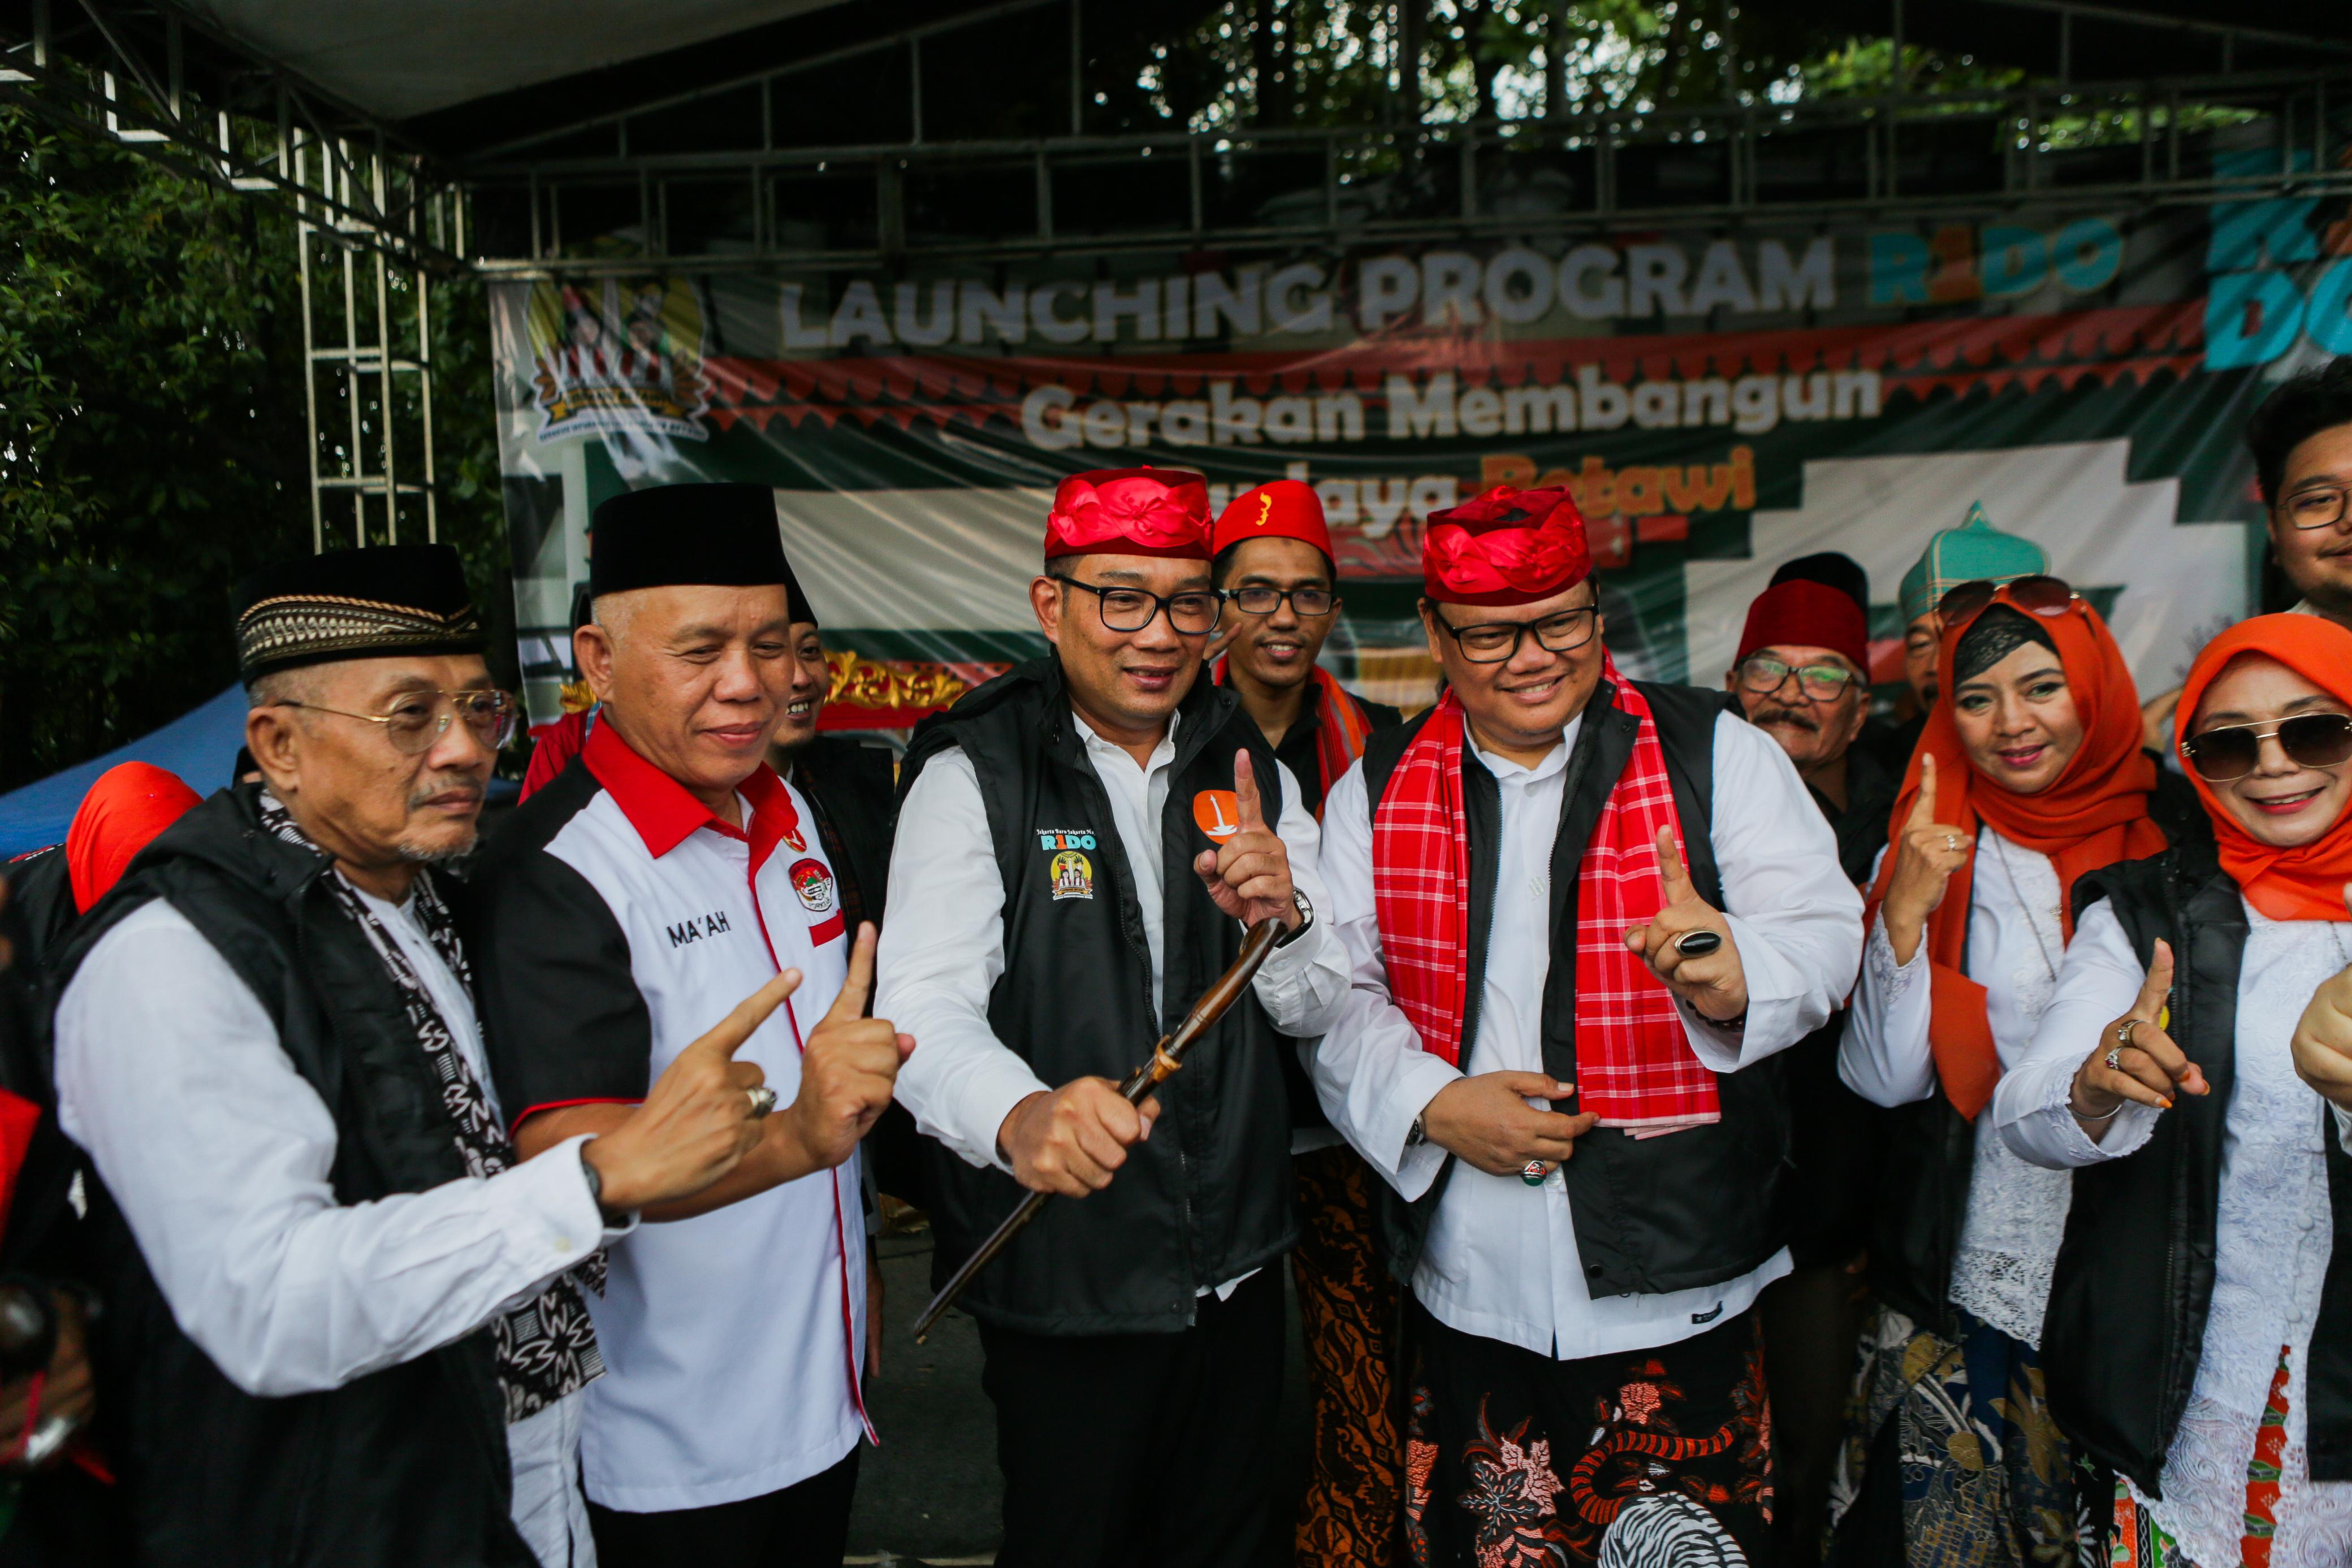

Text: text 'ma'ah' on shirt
xmin=471 ymin=720 xmax=864 ymax=1514
xmin=1312 ymin=707 xmax=1864 ymax=1363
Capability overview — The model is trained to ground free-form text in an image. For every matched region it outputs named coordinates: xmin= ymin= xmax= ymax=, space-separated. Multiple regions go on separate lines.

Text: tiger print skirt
xmin=1402 ymin=1300 xmax=1772 ymax=1567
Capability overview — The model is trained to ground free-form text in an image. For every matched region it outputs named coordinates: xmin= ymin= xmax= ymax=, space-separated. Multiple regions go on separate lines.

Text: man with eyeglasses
xmin=2249 ymin=356 xmax=2352 ymax=630
xmin=1311 ymin=486 xmax=1861 ymax=1566
xmin=49 ymin=544 xmax=795 ymax=1568
xmin=878 ymin=466 xmax=1347 ymax=1568
xmin=1204 ymin=479 xmax=1401 ymax=1568
xmin=469 ymin=486 xmax=913 ymax=1568
xmin=1722 ymin=574 xmax=1894 ymax=1561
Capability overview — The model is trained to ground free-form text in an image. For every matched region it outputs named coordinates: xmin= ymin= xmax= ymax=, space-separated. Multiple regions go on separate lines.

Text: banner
xmin=490 ymin=162 xmax=2352 ymax=731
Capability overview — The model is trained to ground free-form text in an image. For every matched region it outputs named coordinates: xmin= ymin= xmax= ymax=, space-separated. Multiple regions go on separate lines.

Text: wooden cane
xmin=911 ymin=916 xmax=1289 ymax=1344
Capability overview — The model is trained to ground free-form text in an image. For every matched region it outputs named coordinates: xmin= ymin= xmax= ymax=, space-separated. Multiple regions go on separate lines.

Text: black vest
xmin=897 ymin=659 xmax=1295 ymax=1334
xmin=51 ymin=788 xmax=533 ymax=1568
xmin=2046 ymin=843 xmax=2352 ymax=1492
xmin=1363 ymin=681 xmax=1791 ymax=1297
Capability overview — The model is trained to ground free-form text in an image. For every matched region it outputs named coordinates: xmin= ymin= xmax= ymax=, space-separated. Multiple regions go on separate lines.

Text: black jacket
xmin=897 ymin=659 xmax=1296 ymax=1333
xmin=50 ymin=787 xmax=535 ymax=1568
xmin=1363 ymin=681 xmax=1793 ymax=1297
xmin=2045 ymin=841 xmax=2352 ymax=1491
xmin=1866 ymin=769 xmax=2208 ymax=1335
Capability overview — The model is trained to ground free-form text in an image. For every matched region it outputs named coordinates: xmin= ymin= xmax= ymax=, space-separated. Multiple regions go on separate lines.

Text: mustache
xmin=407 ymin=772 xmax=486 ymax=812
xmin=1752 ymin=703 xmax=1819 ymax=733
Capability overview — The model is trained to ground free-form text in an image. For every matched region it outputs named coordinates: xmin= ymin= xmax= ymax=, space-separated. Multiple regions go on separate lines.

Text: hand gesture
xmin=1194 ymin=750 xmax=1301 ymax=931
xmin=786 ymin=923 xmax=918 ymax=1173
xmin=997 ymin=1077 xmax=1161 ymax=1198
xmin=1420 ymin=1072 xmax=1599 ymax=1179
xmin=2069 ymin=939 xmax=2208 ymax=1130
xmin=2292 ymin=886 xmax=2352 ymax=1113
xmin=1622 ymin=828 xmax=1748 ymax=1021
xmin=1883 ymin=753 xmax=1971 ymax=965
xmin=584 ymin=968 xmax=799 ymax=1212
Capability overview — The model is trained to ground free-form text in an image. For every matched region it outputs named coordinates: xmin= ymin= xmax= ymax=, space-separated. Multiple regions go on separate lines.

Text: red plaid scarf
xmin=1214 ymin=660 xmax=1379 ymax=820
xmin=1370 ymin=665 xmax=1721 ymax=1133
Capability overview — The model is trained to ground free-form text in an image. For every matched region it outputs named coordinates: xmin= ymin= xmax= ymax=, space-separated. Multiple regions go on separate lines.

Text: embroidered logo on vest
xmin=1049 ymin=850 xmax=1095 ymax=901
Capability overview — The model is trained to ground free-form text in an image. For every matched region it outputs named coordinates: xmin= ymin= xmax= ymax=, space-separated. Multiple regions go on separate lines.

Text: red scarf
xmin=1214 ymin=660 xmax=1378 ymax=820
xmin=1862 ymin=595 xmax=2163 ymax=1119
xmin=1370 ymin=662 xmax=1720 ymax=1133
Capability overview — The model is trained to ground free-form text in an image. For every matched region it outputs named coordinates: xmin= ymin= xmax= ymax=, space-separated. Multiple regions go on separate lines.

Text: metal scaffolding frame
xmin=0 ymin=0 xmax=462 ymax=549
xmin=464 ymin=63 xmax=2352 ymax=278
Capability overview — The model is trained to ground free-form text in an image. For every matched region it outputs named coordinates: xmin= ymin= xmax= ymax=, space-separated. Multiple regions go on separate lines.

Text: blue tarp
xmin=0 ymin=686 xmax=246 ymax=859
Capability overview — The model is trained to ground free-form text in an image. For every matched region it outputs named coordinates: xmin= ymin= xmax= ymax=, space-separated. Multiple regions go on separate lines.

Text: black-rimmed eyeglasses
xmin=2278 ymin=483 xmax=2352 ymax=532
xmin=1052 ymin=576 xmax=1224 ymax=636
xmin=274 ymin=689 xmax=520 ymax=755
xmin=1430 ymin=606 xmax=1598 ymax=664
xmin=1229 ymin=585 xmax=1337 ymax=618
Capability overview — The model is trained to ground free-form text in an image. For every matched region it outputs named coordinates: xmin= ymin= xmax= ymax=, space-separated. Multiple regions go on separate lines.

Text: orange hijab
xmin=2174 ymin=614 xmax=2352 ymax=923
xmin=1865 ymin=596 xmax=2164 ymax=1117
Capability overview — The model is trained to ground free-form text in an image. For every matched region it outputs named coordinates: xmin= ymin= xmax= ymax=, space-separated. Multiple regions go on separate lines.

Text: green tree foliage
xmin=0 ymin=103 xmax=501 ymax=793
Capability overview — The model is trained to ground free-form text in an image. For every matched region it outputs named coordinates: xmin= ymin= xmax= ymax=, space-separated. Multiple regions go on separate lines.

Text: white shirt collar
xmin=1465 ymin=711 xmax=1580 ymax=784
xmin=1073 ymin=707 xmax=1179 ymax=770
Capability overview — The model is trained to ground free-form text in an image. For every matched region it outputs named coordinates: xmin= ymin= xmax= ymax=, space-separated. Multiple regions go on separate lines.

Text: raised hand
xmin=1420 ymin=1072 xmax=1599 ymax=1179
xmin=1622 ymin=827 xmax=1748 ymax=1021
xmin=2070 ymin=938 xmax=2208 ymax=1134
xmin=1883 ymin=753 xmax=1972 ymax=965
xmin=1193 ymin=750 xmax=1302 ymax=932
xmin=2291 ymin=885 xmax=2352 ymax=1113
xmin=582 ymin=968 xmax=799 ymax=1212
xmin=997 ymin=1077 xmax=1161 ymax=1198
xmin=785 ymin=922 xmax=917 ymax=1173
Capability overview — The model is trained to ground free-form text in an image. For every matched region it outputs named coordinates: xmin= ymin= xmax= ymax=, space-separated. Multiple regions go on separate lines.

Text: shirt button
xmin=1586 ymin=1263 xmax=1604 ymax=1279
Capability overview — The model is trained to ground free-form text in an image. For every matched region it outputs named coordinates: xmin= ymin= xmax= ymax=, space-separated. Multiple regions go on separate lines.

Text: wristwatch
xmin=1275 ymin=888 xmax=1315 ymax=947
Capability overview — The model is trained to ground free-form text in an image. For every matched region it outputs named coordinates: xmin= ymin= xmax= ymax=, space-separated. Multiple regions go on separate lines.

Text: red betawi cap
xmin=1212 ymin=480 xmax=1333 ymax=563
xmin=1735 ymin=578 xmax=1871 ymax=676
xmin=1420 ymin=486 xmax=1592 ymax=606
xmin=1043 ymin=467 xmax=1212 ymax=562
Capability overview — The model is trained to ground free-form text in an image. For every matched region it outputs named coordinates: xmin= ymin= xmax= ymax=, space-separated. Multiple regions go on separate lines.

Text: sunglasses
xmin=1935 ymin=574 xmax=2079 ymax=625
xmin=2180 ymin=712 xmax=2352 ymax=782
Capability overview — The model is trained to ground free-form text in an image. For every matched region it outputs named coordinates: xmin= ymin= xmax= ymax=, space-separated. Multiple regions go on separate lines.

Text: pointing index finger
xmin=688 ymin=968 xmax=802 ymax=1061
xmin=1907 ymin=753 xmax=1938 ymax=831
xmin=1233 ymin=750 xmax=1266 ymax=833
xmin=2133 ymin=938 xmax=2175 ymax=1021
xmin=1654 ymin=826 xmax=1693 ymax=903
xmin=823 ymin=922 xmax=880 ymax=1025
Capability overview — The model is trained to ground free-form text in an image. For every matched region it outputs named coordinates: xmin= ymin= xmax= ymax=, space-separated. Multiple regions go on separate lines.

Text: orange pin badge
xmin=1193 ymin=790 xmax=1243 ymax=842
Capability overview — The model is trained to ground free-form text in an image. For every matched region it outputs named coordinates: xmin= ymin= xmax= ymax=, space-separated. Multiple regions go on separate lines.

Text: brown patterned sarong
xmin=1292 ymin=1143 xmax=1404 ymax=1568
xmin=1404 ymin=1301 xmax=1772 ymax=1567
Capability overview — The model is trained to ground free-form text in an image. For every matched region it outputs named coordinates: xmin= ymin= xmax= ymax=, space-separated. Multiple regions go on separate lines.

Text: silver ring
xmin=2116 ymin=1018 xmax=2140 ymax=1049
xmin=746 ymin=1085 xmax=778 ymax=1119
xmin=1944 ymin=833 xmax=1961 ymax=852
xmin=2104 ymin=1047 xmax=2123 ymax=1072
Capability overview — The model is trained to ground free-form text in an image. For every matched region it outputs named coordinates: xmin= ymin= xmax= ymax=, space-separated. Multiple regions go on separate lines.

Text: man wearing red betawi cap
xmin=878 ymin=467 xmax=1349 ymax=1567
xmin=1723 ymin=575 xmax=1898 ymax=1563
xmin=1310 ymin=487 xmax=1862 ymax=1564
xmin=1207 ymin=479 xmax=1403 ymax=1568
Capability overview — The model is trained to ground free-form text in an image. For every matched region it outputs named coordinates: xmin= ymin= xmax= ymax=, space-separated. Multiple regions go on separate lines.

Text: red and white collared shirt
xmin=472 ymin=720 xmax=866 ymax=1512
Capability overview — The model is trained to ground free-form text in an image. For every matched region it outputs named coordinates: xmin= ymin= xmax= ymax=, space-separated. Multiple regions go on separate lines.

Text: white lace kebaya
xmin=1837 ymin=824 xmax=2131 ymax=1348
xmin=1998 ymin=899 xmax=2352 ymax=1568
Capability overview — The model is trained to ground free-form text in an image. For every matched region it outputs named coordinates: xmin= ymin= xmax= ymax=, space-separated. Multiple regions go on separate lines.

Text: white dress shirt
xmin=1836 ymin=824 xmax=2104 ymax=1347
xmin=1312 ymin=708 xmax=1862 ymax=1361
xmin=55 ymin=891 xmax=622 ymax=1568
xmin=883 ymin=707 xmax=1350 ymax=1182
xmin=1997 ymin=898 xmax=2352 ymax=1567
